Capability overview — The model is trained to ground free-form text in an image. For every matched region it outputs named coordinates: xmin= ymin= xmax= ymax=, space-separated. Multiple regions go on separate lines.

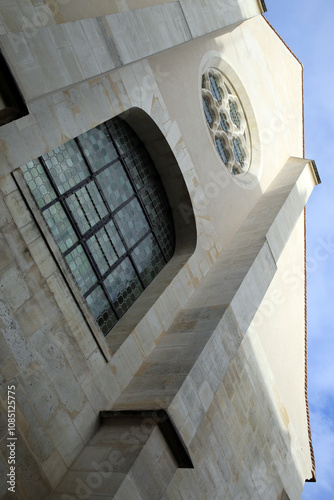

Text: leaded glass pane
xmin=22 ymin=115 xmax=175 ymax=335
xmin=21 ymin=160 xmax=56 ymax=208
xmin=86 ymin=286 xmax=117 ymax=335
xmin=65 ymin=245 xmax=97 ymax=293
xmin=233 ymin=137 xmax=246 ymax=168
xmin=87 ymin=220 xmax=126 ymax=276
xmin=43 ymin=141 xmax=89 ymax=194
xmin=103 ymin=220 xmax=126 ymax=259
xmin=215 ymin=137 xmax=229 ymax=164
xmin=104 ymin=258 xmax=143 ymax=317
xmin=131 ymin=234 xmax=165 ymax=287
xmin=78 ymin=123 xmax=118 ymax=172
xmin=115 ymin=198 xmax=149 ymax=248
xmin=220 ymin=112 xmax=229 ymax=133
xmin=209 ymin=74 xmax=223 ymax=104
xmin=107 ymin=117 xmax=140 ymax=154
xmin=125 ymin=149 xmax=154 ymax=190
xmin=140 ymin=188 xmax=159 ymax=222
xmin=153 ymin=216 xmax=175 ymax=261
xmin=203 ymin=96 xmax=214 ymax=127
xmin=229 ymin=100 xmax=241 ymax=129
xmin=140 ymin=184 xmax=168 ymax=225
xmin=97 ymin=161 xmax=133 ymax=211
xmin=43 ymin=202 xmax=78 ymax=253
xmin=66 ymin=182 xmax=108 ymax=235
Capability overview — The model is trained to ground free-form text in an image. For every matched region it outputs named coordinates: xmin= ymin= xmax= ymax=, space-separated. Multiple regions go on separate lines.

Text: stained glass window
xmin=202 ymin=96 xmax=215 ymax=127
xmin=22 ymin=117 xmax=175 ymax=337
xmin=219 ymin=112 xmax=229 ymax=133
xmin=201 ymin=68 xmax=250 ymax=175
xmin=229 ymin=100 xmax=241 ymax=129
xmin=215 ymin=137 xmax=230 ymax=165
xmin=232 ymin=137 xmax=246 ymax=168
xmin=209 ymin=74 xmax=223 ymax=104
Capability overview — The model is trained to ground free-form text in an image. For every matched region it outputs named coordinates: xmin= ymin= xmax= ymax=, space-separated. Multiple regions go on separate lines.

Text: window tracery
xmin=202 ymin=68 xmax=250 ymax=175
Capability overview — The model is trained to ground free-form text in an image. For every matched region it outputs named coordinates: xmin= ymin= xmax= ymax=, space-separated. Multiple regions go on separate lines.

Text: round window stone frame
xmin=200 ymin=52 xmax=261 ymax=188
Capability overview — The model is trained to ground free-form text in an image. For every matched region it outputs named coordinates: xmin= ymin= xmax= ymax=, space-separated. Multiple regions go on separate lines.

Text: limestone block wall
xmin=50 ymin=414 xmax=179 ymax=500
xmin=0 ymin=10 xmax=316 ymax=500
xmin=163 ymin=332 xmax=305 ymax=500
xmin=47 ymin=331 xmax=305 ymax=500
xmin=110 ymin=157 xmax=317 ymax=455
xmin=255 ymin=213 xmax=310 ymax=460
xmin=0 ymin=0 xmax=264 ymax=102
xmin=0 ymin=36 xmax=235 ymax=495
xmin=0 ymin=58 xmax=213 ymax=497
xmin=0 ymin=0 xmax=264 ymax=30
xmin=43 ymin=157 xmax=317 ymax=500
xmin=148 ymin=15 xmax=304 ymax=243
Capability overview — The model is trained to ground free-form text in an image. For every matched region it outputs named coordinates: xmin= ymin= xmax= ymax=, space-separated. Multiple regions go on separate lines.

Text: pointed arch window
xmin=21 ymin=117 xmax=175 ymax=336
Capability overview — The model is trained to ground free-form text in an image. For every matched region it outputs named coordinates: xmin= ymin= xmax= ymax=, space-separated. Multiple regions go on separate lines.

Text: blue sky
xmin=265 ymin=2 xmax=334 ymax=499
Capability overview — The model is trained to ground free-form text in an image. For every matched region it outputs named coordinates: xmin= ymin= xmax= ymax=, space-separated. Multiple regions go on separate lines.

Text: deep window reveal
xmin=21 ymin=116 xmax=175 ymax=336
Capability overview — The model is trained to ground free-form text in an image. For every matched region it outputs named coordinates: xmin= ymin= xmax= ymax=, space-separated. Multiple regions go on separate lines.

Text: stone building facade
xmin=0 ymin=1 xmax=319 ymax=499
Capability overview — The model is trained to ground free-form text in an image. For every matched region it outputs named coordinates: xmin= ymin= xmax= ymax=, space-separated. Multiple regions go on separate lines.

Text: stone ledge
xmin=100 ymin=409 xmax=193 ymax=469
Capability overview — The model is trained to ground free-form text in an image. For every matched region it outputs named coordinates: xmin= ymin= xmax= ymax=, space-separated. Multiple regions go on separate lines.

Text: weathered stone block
xmin=46 ymin=271 xmax=97 ymax=359
xmin=168 ymin=391 xmax=189 ymax=430
xmin=120 ymin=334 xmax=145 ymax=377
xmin=18 ymin=367 xmax=59 ymax=424
xmin=198 ymin=380 xmax=214 ymax=413
xmin=47 ymin=409 xmax=84 ymax=468
xmin=16 ymin=385 xmax=53 ymax=463
xmin=3 ymin=223 xmax=35 ymax=276
xmin=42 ymin=449 xmax=67 ymax=490
xmin=0 ymin=232 xmax=13 ymax=271
xmin=114 ymin=475 xmax=143 ymax=500
xmin=64 ymin=21 xmax=101 ymax=79
xmin=81 ymin=375 xmax=109 ymax=411
xmin=0 ymin=298 xmax=34 ymax=368
xmin=19 ymin=220 xmax=40 ymax=246
xmin=178 ymin=378 xmax=204 ymax=430
xmin=28 ymin=236 xmax=58 ymax=280
xmin=0 ymin=196 xmax=11 ymax=228
xmin=73 ymin=401 xmax=98 ymax=444
xmin=129 ymin=428 xmax=177 ymax=500
xmin=1 ymin=359 xmax=17 ymax=381
xmin=30 ymin=326 xmax=66 ymax=380
xmin=15 ymin=297 xmax=46 ymax=338
xmin=110 ymin=349 xmax=133 ymax=391
xmin=4 ymin=190 xmax=32 ymax=229
xmin=53 ymin=368 xmax=85 ymax=415
xmin=0 ymin=429 xmax=51 ymax=499
xmin=0 ymin=266 xmax=30 ymax=309
xmin=54 ymin=328 xmax=90 ymax=384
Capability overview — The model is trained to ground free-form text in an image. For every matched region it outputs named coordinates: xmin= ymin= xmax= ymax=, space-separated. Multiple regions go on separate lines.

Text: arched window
xmin=21 ymin=117 xmax=175 ymax=336
xmin=201 ymin=68 xmax=250 ymax=176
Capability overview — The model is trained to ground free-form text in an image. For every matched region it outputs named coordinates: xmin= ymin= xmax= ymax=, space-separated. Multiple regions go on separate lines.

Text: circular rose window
xmin=202 ymin=68 xmax=251 ymax=175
